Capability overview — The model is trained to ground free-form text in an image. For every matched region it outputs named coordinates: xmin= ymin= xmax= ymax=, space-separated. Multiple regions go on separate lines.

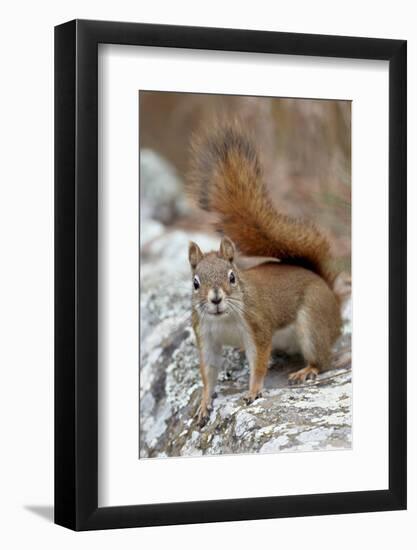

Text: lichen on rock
xmin=139 ymin=225 xmax=352 ymax=459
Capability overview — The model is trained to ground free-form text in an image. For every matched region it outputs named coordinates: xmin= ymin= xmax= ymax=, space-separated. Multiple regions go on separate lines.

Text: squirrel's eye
xmin=229 ymin=271 xmax=236 ymax=284
xmin=193 ymin=275 xmax=200 ymax=290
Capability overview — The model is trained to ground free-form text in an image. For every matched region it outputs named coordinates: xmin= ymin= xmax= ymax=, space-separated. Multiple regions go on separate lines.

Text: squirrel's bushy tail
xmin=187 ymin=121 xmax=334 ymax=285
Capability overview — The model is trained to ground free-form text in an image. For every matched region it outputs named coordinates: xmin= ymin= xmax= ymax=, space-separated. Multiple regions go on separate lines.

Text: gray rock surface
xmin=139 ymin=227 xmax=352 ymax=458
xmin=140 ymin=149 xmax=190 ymax=224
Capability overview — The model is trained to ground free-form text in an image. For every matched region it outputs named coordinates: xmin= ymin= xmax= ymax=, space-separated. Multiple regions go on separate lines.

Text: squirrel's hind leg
xmin=289 ymin=303 xmax=333 ymax=384
xmin=288 ymin=364 xmax=319 ymax=384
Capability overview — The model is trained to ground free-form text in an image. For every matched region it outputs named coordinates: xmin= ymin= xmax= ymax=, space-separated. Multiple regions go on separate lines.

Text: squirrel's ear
xmin=189 ymin=241 xmax=203 ymax=269
xmin=219 ymin=236 xmax=235 ymax=262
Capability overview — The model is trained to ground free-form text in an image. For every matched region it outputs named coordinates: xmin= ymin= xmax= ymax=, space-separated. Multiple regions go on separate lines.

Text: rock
xmin=140 ymin=219 xmax=164 ymax=247
xmin=139 ymin=229 xmax=352 ymax=458
xmin=140 ymin=229 xmax=219 ymax=340
xmin=140 ymin=149 xmax=190 ymax=224
xmin=141 ymin=229 xmax=219 ymax=285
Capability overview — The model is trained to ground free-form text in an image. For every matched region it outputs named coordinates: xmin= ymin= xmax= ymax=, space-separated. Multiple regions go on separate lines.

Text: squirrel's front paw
xmin=196 ymin=401 xmax=211 ymax=428
xmin=243 ymin=391 xmax=262 ymax=406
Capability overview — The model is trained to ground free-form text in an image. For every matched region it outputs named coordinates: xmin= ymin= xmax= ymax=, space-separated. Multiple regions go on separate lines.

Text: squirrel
xmin=187 ymin=121 xmax=343 ymax=427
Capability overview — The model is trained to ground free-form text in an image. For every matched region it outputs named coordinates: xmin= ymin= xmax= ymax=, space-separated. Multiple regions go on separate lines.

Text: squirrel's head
xmin=188 ymin=236 xmax=243 ymax=319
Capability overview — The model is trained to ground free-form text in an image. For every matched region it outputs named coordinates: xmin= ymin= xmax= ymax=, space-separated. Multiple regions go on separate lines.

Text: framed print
xmin=54 ymin=19 xmax=407 ymax=530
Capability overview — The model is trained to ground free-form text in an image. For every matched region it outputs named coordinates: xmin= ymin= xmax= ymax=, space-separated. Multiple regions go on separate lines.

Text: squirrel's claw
xmin=196 ymin=402 xmax=211 ymax=428
xmin=243 ymin=391 xmax=262 ymax=406
xmin=198 ymin=415 xmax=209 ymax=428
xmin=288 ymin=365 xmax=319 ymax=384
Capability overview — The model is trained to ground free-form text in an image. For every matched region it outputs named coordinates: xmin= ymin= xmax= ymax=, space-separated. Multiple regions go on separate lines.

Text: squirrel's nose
xmin=208 ymin=288 xmax=224 ymax=305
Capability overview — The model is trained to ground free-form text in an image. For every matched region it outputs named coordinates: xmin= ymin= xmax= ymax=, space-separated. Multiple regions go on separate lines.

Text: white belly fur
xmin=271 ymin=323 xmax=300 ymax=355
xmin=201 ymin=315 xmax=246 ymax=349
xmin=201 ymin=315 xmax=300 ymax=356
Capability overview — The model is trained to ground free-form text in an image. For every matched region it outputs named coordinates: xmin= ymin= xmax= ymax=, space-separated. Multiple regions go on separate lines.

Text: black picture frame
xmin=55 ymin=19 xmax=407 ymax=531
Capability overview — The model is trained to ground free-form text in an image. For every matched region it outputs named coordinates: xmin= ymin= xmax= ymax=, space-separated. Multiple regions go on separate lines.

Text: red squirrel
xmin=187 ymin=122 xmax=342 ymax=426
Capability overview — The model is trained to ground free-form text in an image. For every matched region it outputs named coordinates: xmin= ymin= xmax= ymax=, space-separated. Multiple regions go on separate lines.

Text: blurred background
xmin=139 ymin=91 xmax=351 ymax=273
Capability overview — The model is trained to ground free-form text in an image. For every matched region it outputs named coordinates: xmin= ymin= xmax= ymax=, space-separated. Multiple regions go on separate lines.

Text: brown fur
xmin=187 ymin=123 xmax=343 ymax=426
xmin=243 ymin=262 xmax=341 ymax=370
xmin=188 ymin=121 xmax=334 ymax=285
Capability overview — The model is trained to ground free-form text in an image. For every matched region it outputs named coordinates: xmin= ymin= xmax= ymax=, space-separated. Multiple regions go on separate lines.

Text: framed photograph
xmin=55 ymin=19 xmax=406 ymax=530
